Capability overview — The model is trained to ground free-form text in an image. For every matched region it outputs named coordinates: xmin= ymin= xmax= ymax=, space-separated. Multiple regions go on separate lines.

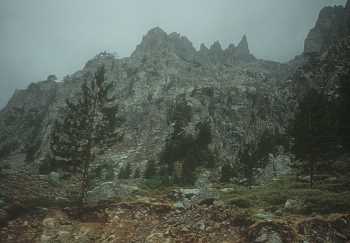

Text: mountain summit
xmin=132 ymin=27 xmax=255 ymax=64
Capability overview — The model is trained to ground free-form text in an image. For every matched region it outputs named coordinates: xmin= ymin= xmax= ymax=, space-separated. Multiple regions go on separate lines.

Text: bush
xmin=160 ymin=119 xmax=215 ymax=185
xmin=118 ymin=162 xmax=132 ymax=179
xmin=220 ymin=164 xmax=236 ymax=183
xmin=143 ymin=177 xmax=164 ymax=190
xmin=134 ymin=168 xmax=141 ymax=178
xmin=144 ymin=160 xmax=157 ymax=179
xmin=0 ymin=140 xmax=19 ymax=159
xmin=230 ymin=197 xmax=252 ymax=208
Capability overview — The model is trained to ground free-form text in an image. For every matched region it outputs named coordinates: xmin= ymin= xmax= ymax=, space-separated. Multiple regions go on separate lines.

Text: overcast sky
xmin=0 ymin=0 xmax=347 ymax=108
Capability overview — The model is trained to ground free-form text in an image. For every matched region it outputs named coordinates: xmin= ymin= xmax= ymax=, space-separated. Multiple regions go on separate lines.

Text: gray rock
xmin=48 ymin=172 xmax=60 ymax=186
xmin=284 ymin=199 xmax=304 ymax=213
xmin=174 ymin=201 xmax=185 ymax=209
xmin=255 ymin=228 xmax=282 ymax=243
xmin=254 ymin=212 xmax=274 ymax=222
xmin=0 ymin=209 xmax=8 ymax=223
xmin=86 ymin=182 xmax=116 ymax=204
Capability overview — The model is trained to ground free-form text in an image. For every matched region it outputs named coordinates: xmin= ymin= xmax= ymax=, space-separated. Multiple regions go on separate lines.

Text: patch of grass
xmin=229 ymin=197 xmax=252 ymax=208
xmin=219 ymin=176 xmax=350 ymax=215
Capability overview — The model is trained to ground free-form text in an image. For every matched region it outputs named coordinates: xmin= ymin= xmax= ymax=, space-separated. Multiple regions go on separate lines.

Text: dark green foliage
xmin=90 ymin=162 xmax=115 ymax=181
xmin=290 ymin=89 xmax=340 ymax=185
xmin=292 ymin=89 xmax=338 ymax=161
xmin=144 ymin=160 xmax=157 ymax=179
xmin=237 ymin=130 xmax=287 ymax=185
xmin=196 ymin=120 xmax=212 ymax=147
xmin=220 ymin=176 xmax=350 ymax=214
xmin=50 ymin=66 xmax=118 ymax=172
xmin=133 ymin=168 xmax=141 ymax=178
xmin=167 ymin=96 xmax=192 ymax=135
xmin=229 ymin=197 xmax=252 ymax=208
xmin=25 ymin=140 xmax=41 ymax=162
xmin=25 ymin=111 xmax=46 ymax=162
xmin=49 ymin=65 xmax=118 ymax=206
xmin=220 ymin=164 xmax=236 ymax=183
xmin=38 ymin=157 xmax=61 ymax=174
xmin=118 ymin=162 xmax=132 ymax=179
xmin=256 ymin=130 xmax=289 ymax=167
xmin=338 ymin=72 xmax=350 ymax=152
xmin=160 ymin=100 xmax=215 ymax=185
xmin=238 ymin=143 xmax=257 ymax=185
xmin=0 ymin=140 xmax=19 ymax=159
xmin=143 ymin=177 xmax=164 ymax=190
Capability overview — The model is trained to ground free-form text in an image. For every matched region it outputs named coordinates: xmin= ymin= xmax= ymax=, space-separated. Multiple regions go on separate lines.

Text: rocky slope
xmin=1 ymin=198 xmax=350 ymax=243
xmin=0 ymin=27 xmax=294 ymax=178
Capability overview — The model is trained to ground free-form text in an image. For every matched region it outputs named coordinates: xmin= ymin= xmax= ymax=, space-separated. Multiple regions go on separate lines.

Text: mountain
xmin=304 ymin=1 xmax=349 ymax=55
xmin=0 ymin=3 xmax=350 ymax=242
xmin=0 ymin=27 xmax=293 ymax=178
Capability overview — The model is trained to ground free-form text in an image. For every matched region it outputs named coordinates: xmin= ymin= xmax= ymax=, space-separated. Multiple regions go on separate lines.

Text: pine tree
xmin=220 ymin=164 xmax=235 ymax=183
xmin=118 ymin=162 xmax=132 ymax=179
xmin=338 ymin=72 xmax=350 ymax=151
xmin=144 ymin=160 xmax=157 ymax=179
xmin=133 ymin=168 xmax=141 ymax=178
xmin=238 ymin=143 xmax=257 ymax=185
xmin=50 ymin=65 xmax=118 ymax=206
xmin=291 ymin=89 xmax=337 ymax=187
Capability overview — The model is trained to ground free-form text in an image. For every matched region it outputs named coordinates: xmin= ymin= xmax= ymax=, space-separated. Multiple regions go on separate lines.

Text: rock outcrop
xmin=304 ymin=3 xmax=350 ymax=55
xmin=0 ymin=27 xmax=292 ymax=178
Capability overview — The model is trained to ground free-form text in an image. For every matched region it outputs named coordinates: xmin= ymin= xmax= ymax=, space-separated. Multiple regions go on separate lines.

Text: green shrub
xmin=118 ymin=162 xmax=132 ymax=179
xmin=144 ymin=160 xmax=157 ymax=179
xmin=143 ymin=177 xmax=164 ymax=190
xmin=230 ymin=197 xmax=252 ymax=208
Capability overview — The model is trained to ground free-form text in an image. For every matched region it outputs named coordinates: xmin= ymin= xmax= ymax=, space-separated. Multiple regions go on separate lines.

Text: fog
xmin=0 ymin=0 xmax=346 ymax=108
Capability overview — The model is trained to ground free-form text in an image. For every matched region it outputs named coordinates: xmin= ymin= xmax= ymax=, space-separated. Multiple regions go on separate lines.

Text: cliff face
xmin=304 ymin=2 xmax=350 ymax=55
xmin=0 ymin=27 xmax=293 ymax=179
xmin=0 ymin=2 xmax=348 ymax=187
xmin=296 ymin=2 xmax=350 ymax=98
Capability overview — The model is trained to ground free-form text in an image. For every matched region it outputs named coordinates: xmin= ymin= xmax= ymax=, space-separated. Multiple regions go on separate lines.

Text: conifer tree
xmin=50 ymin=65 xmax=118 ymax=206
xmin=291 ymin=89 xmax=337 ymax=187
xmin=144 ymin=160 xmax=157 ymax=179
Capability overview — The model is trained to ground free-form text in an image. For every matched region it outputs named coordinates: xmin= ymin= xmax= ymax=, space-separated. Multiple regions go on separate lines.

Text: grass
xmin=219 ymin=176 xmax=350 ymax=215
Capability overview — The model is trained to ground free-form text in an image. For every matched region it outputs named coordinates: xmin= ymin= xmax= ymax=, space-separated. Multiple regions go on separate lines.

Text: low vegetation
xmin=219 ymin=176 xmax=350 ymax=215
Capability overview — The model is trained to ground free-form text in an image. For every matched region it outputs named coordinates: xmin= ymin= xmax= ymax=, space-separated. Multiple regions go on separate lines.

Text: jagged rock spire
xmin=234 ymin=34 xmax=256 ymax=62
xmin=210 ymin=41 xmax=223 ymax=51
xmin=236 ymin=35 xmax=250 ymax=56
xmin=131 ymin=26 xmax=196 ymax=61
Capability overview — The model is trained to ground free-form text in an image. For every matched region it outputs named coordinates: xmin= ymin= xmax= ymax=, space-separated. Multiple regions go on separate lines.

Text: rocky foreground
xmin=0 ymin=196 xmax=350 ymax=243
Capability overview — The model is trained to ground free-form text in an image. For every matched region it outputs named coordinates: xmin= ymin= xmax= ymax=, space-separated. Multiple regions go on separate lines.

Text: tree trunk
xmin=309 ymin=152 xmax=315 ymax=188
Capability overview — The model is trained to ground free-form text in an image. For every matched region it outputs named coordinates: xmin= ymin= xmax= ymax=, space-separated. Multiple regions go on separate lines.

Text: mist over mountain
xmin=1 ymin=1 xmax=350 ymax=242
xmin=0 ymin=0 xmax=346 ymax=109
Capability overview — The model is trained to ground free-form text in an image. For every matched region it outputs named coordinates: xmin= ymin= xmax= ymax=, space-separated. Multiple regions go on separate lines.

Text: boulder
xmin=86 ymin=182 xmax=116 ymax=204
xmin=0 ymin=209 xmax=8 ymax=223
xmin=284 ymin=199 xmax=304 ymax=213
xmin=48 ymin=172 xmax=60 ymax=186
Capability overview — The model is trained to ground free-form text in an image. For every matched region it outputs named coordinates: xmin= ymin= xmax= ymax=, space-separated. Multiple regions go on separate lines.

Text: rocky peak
xmin=131 ymin=27 xmax=196 ymax=62
xmin=210 ymin=41 xmax=223 ymax=51
xmin=168 ymin=32 xmax=197 ymax=61
xmin=227 ymin=43 xmax=236 ymax=51
xmin=304 ymin=4 xmax=349 ymax=55
xmin=199 ymin=43 xmax=209 ymax=52
xmin=147 ymin=26 xmax=167 ymax=37
xmin=236 ymin=35 xmax=250 ymax=56
xmin=131 ymin=27 xmax=168 ymax=58
xmin=132 ymin=27 xmax=258 ymax=65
